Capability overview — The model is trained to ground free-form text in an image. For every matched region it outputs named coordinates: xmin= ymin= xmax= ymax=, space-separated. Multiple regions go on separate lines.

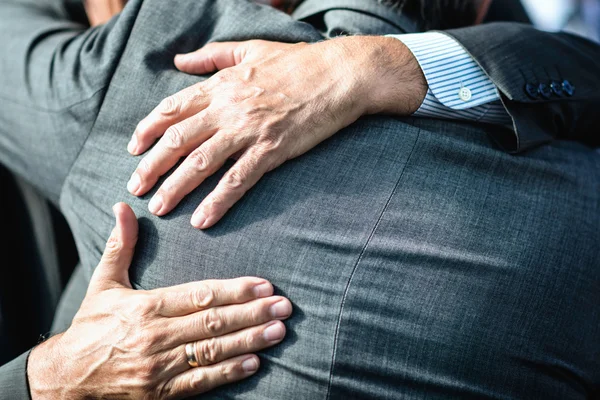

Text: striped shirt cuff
xmin=388 ymin=32 xmax=512 ymax=126
xmin=417 ymin=88 xmax=513 ymax=126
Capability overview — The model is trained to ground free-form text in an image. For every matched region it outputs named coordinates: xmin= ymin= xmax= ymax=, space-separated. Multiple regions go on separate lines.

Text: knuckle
xmin=142 ymin=332 xmax=163 ymax=352
xmin=238 ymin=106 xmax=259 ymax=126
xmin=155 ymin=185 xmax=171 ymax=201
xmin=196 ymin=338 xmax=220 ymax=366
xmin=213 ymin=70 xmax=232 ymax=85
xmin=104 ymin=232 xmax=123 ymax=254
xmin=190 ymin=85 xmax=207 ymax=103
xmin=239 ymin=279 xmax=257 ymax=298
xmin=240 ymin=66 xmax=258 ymax=84
xmin=139 ymin=359 xmax=161 ymax=381
xmin=164 ymin=125 xmax=186 ymax=150
xmin=223 ymin=169 xmax=245 ymax=191
xmin=202 ymin=309 xmax=224 ymax=335
xmin=189 ymin=149 xmax=210 ymax=173
xmin=258 ymin=133 xmax=283 ymax=154
xmin=159 ymin=96 xmax=181 ymax=117
xmin=189 ymin=369 xmax=207 ymax=392
xmin=243 ymin=329 xmax=258 ymax=349
xmin=153 ymin=382 xmax=172 ymax=400
xmin=137 ymin=157 xmax=152 ymax=177
xmin=131 ymin=362 xmax=162 ymax=395
xmin=187 ymin=374 xmax=199 ymax=392
xmin=127 ymin=294 xmax=156 ymax=318
xmin=220 ymin=362 xmax=237 ymax=382
xmin=190 ymin=284 xmax=215 ymax=309
xmin=204 ymin=195 xmax=227 ymax=216
xmin=242 ymin=151 xmax=262 ymax=170
xmin=151 ymin=294 xmax=168 ymax=316
xmin=256 ymin=142 xmax=284 ymax=172
xmin=248 ymin=302 xmax=262 ymax=322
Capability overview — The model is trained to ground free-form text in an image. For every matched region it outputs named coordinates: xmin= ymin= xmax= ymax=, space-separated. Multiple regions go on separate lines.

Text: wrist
xmin=341 ymin=36 xmax=428 ymax=116
xmin=28 ymin=334 xmax=69 ymax=399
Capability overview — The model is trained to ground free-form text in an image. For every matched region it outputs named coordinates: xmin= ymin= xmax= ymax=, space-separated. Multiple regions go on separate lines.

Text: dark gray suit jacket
xmin=293 ymin=0 xmax=600 ymax=152
xmin=1 ymin=0 xmax=599 ymax=398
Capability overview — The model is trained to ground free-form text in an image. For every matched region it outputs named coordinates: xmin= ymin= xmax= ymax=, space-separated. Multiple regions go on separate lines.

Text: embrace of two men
xmin=0 ymin=0 xmax=598 ymax=398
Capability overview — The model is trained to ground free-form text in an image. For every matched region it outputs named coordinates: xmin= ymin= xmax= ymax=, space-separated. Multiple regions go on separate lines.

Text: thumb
xmin=174 ymin=41 xmax=252 ymax=75
xmin=88 ymin=202 xmax=139 ymax=294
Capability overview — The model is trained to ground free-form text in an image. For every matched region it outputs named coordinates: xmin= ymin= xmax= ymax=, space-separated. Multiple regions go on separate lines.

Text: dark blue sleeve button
xmin=551 ymin=81 xmax=564 ymax=96
xmin=539 ymin=83 xmax=552 ymax=99
xmin=562 ymin=80 xmax=575 ymax=96
xmin=525 ymin=83 xmax=540 ymax=99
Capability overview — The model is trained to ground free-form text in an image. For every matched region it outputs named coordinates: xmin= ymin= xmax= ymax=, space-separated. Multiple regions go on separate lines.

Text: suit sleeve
xmin=0 ymin=351 xmax=32 ymax=400
xmin=444 ymin=22 xmax=600 ymax=153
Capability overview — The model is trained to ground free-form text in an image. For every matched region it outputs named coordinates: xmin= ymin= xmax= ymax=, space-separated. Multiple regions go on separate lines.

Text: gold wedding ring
xmin=185 ymin=342 xmax=199 ymax=368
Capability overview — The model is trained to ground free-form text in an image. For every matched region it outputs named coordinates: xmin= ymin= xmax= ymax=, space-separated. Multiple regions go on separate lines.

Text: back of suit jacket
xmin=58 ymin=1 xmax=599 ymax=398
xmin=0 ymin=0 xmax=598 ymax=398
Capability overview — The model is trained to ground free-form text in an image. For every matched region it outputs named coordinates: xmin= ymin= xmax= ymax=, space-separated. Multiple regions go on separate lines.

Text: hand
xmin=27 ymin=203 xmax=291 ymax=399
xmin=127 ymin=37 xmax=426 ymax=229
xmin=84 ymin=0 xmax=127 ymax=27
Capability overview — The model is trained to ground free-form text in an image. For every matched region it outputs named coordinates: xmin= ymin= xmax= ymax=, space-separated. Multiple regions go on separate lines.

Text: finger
xmin=171 ymin=321 xmax=286 ymax=369
xmin=153 ymin=277 xmax=274 ymax=317
xmin=148 ymin=132 xmax=249 ymax=216
xmin=128 ymin=84 xmax=210 ymax=156
xmin=190 ymin=148 xmax=277 ymax=229
xmin=166 ymin=296 xmax=292 ymax=345
xmin=88 ymin=203 xmax=138 ymax=294
xmin=159 ymin=355 xmax=259 ymax=399
xmin=174 ymin=42 xmax=249 ymax=75
xmin=128 ymin=111 xmax=218 ymax=198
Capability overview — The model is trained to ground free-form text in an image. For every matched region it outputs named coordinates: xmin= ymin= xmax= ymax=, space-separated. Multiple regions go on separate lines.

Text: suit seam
xmin=57 ymin=4 xmax=142 ymax=207
xmin=58 ymin=87 xmax=108 ymax=205
xmin=325 ymin=126 xmax=421 ymax=399
xmin=0 ymin=88 xmax=107 ymax=113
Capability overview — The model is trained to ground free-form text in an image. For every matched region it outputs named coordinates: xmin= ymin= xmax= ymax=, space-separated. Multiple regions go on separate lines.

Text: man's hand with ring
xmin=27 ymin=203 xmax=291 ymax=399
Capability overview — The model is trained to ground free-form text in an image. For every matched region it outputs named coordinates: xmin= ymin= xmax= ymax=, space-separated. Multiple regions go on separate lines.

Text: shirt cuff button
xmin=459 ymin=87 xmax=472 ymax=102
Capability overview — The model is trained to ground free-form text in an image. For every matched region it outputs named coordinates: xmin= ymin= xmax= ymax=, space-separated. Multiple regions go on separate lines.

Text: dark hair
xmin=378 ymin=0 xmax=480 ymax=30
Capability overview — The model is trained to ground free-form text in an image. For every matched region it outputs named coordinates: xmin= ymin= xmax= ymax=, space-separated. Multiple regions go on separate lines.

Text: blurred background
xmin=0 ymin=0 xmax=598 ymax=366
xmin=522 ymin=0 xmax=599 ymax=41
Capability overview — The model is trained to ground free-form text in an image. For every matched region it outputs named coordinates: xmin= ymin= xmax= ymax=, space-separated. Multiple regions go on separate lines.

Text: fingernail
xmin=127 ymin=135 xmax=138 ymax=154
xmin=263 ymin=322 xmax=285 ymax=342
xmin=269 ymin=300 xmax=292 ymax=319
xmin=241 ymin=357 xmax=259 ymax=373
xmin=148 ymin=195 xmax=163 ymax=215
xmin=127 ymin=172 xmax=141 ymax=194
xmin=191 ymin=209 xmax=207 ymax=229
xmin=253 ymin=282 xmax=272 ymax=298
